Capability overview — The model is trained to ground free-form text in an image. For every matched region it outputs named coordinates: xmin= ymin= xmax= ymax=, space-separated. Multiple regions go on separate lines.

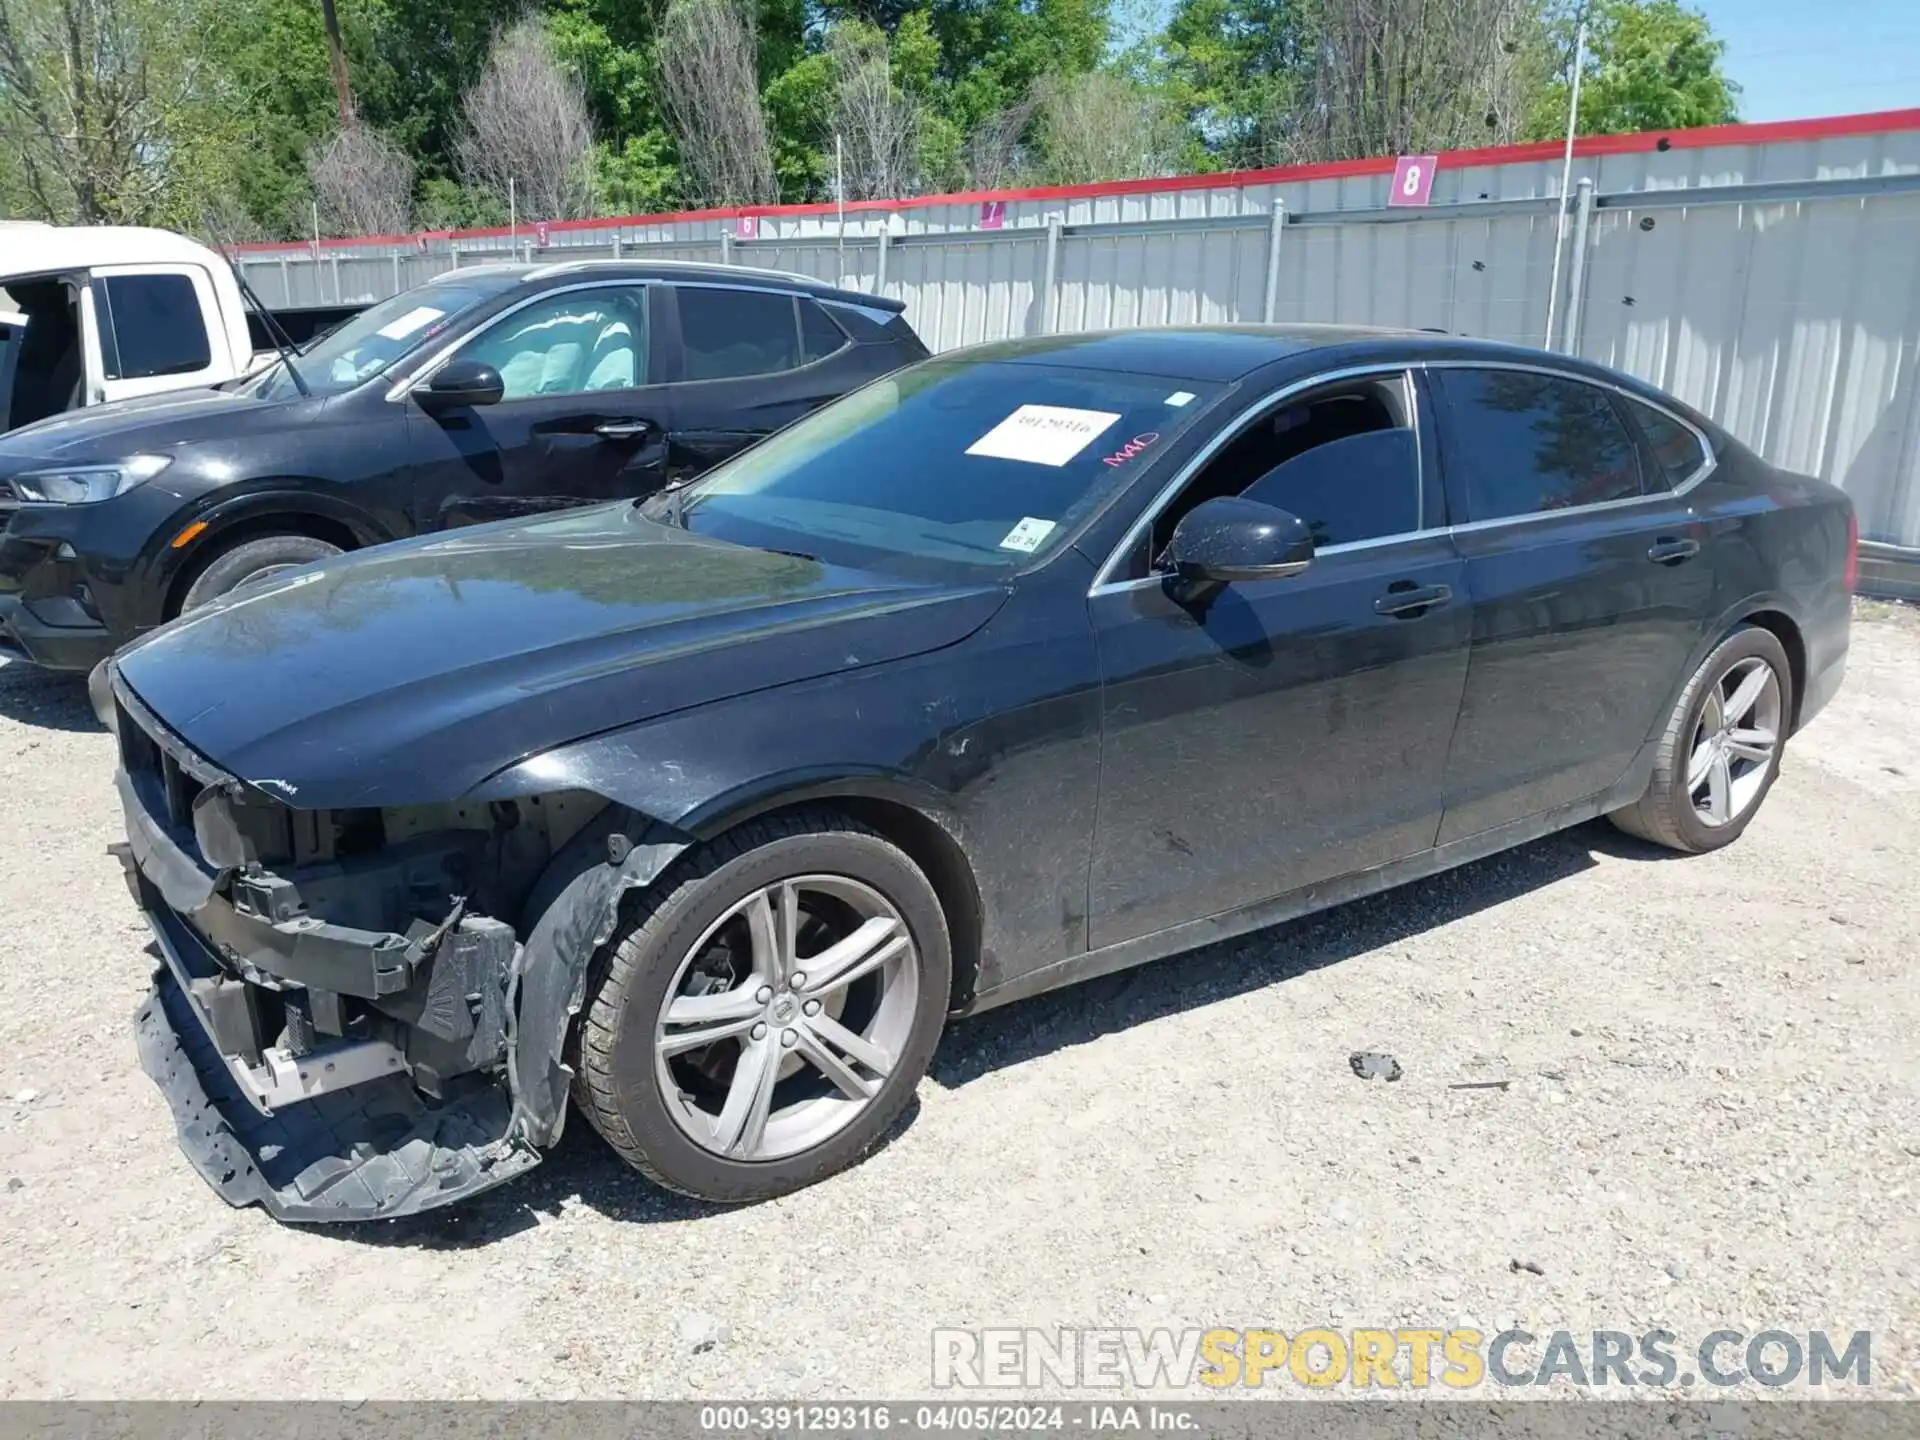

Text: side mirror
xmin=1162 ymin=496 xmax=1314 ymax=603
xmin=415 ymin=358 xmax=504 ymax=412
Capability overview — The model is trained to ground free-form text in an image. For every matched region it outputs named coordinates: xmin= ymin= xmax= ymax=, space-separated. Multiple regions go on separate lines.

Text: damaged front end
xmin=104 ymin=671 xmax=681 ymax=1223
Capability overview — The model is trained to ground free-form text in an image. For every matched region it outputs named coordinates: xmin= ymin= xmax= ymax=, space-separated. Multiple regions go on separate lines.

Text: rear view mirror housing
xmin=1162 ymin=496 xmax=1315 ymax=604
xmin=415 ymin=358 xmax=504 ymax=412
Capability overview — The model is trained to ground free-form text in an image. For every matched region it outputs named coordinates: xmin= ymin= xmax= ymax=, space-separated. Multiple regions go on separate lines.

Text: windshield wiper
xmin=226 ymin=257 xmax=310 ymax=398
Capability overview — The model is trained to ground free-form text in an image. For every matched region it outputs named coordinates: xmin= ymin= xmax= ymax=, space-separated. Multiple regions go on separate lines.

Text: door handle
xmin=1373 ymin=583 xmax=1452 ymax=617
xmin=1647 ymin=536 xmax=1700 ymax=565
xmin=593 ymin=419 xmax=653 ymax=439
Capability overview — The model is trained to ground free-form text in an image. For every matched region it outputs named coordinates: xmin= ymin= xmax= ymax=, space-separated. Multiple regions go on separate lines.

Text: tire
xmin=573 ymin=809 xmax=952 ymax=1203
xmin=1608 ymin=624 xmax=1793 ymax=854
xmin=179 ymin=534 xmax=342 ymax=613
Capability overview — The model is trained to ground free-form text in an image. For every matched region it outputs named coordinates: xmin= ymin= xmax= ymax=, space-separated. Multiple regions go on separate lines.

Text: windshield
xmin=653 ymin=358 xmax=1225 ymax=578
xmin=248 ymin=276 xmax=521 ymax=400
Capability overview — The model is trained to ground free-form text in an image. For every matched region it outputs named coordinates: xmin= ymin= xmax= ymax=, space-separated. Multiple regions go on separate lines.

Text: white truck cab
xmin=0 ymin=224 xmax=260 ymax=432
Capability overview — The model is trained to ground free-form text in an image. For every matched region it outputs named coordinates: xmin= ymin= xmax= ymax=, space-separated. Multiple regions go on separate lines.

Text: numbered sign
xmin=980 ymin=200 xmax=1007 ymax=230
xmin=534 ymin=220 xmax=551 ymax=248
xmin=736 ymin=214 xmax=759 ymax=240
xmin=416 ymin=232 xmax=429 ymax=253
xmin=1388 ymin=154 xmax=1438 ymax=207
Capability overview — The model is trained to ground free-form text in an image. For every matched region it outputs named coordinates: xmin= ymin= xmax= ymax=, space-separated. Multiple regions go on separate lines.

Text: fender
xmin=507 ymin=805 xmax=691 ymax=1146
xmin=481 ymin=767 xmax=976 ymax=1147
xmin=142 ymin=483 xmax=404 ymax=597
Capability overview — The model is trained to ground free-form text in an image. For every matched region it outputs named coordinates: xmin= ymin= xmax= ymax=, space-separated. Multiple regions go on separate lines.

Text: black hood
xmin=113 ymin=503 xmax=1008 ymax=810
xmin=0 ymin=387 xmax=319 ymax=470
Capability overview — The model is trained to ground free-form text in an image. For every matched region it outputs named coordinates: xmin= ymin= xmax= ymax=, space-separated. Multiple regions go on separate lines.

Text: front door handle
xmin=593 ymin=419 xmax=653 ymax=440
xmin=1373 ymin=583 xmax=1453 ymax=617
xmin=1647 ymin=536 xmax=1700 ymax=565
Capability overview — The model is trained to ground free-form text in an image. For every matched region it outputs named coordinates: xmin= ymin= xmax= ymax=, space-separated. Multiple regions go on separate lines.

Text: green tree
xmin=1531 ymin=0 xmax=1740 ymax=138
xmin=1159 ymin=0 xmax=1313 ymax=170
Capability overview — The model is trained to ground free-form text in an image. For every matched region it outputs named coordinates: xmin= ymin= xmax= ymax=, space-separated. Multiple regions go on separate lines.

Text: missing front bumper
xmin=135 ymin=963 xmax=541 ymax=1223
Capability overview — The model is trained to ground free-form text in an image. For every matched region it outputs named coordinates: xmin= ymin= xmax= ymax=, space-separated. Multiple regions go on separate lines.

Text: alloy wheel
xmin=653 ymin=874 xmax=919 ymax=1162
xmin=1687 ymin=656 xmax=1782 ymax=827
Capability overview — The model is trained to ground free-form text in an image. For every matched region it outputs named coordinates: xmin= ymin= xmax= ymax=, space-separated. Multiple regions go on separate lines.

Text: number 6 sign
xmin=1389 ymin=154 xmax=1438 ymax=207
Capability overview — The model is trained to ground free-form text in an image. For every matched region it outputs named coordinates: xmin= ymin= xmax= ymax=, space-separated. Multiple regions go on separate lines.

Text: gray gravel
xmin=1 ymin=607 xmax=1916 ymax=1399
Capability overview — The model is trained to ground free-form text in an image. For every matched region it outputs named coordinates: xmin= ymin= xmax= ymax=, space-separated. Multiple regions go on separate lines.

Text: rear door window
xmin=676 ymin=286 xmax=800 ymax=380
xmin=1438 ymin=368 xmax=1644 ymax=521
xmin=96 ymin=273 xmax=211 ymax=380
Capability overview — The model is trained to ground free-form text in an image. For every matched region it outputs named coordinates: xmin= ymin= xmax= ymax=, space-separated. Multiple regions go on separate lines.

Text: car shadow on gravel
xmin=311 ymin=1094 xmax=926 ymax=1249
xmin=930 ymin=820 xmax=1636 ymax=1088
xmin=0 ymin=658 xmax=102 ymax=733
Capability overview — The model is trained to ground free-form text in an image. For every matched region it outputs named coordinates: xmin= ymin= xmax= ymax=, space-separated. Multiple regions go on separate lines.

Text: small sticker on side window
xmin=967 ymin=405 xmax=1121 ymax=467
xmin=1164 ymin=390 xmax=1196 ymax=407
xmin=999 ymin=517 xmax=1058 ymax=553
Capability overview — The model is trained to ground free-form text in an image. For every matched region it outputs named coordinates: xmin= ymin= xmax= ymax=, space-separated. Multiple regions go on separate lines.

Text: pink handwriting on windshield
xmin=1103 ymin=432 xmax=1161 ymax=467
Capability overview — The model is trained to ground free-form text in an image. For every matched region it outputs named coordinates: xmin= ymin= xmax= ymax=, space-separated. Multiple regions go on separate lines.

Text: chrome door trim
xmin=1419 ymin=357 xmax=1718 ymax=502
xmin=1089 ymin=357 xmax=1719 ymax=595
xmin=1087 ymin=363 xmax=1422 ymax=595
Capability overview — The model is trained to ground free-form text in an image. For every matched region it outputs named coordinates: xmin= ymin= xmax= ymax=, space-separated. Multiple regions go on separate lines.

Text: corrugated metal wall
xmin=234 ymin=119 xmax=1920 ymax=548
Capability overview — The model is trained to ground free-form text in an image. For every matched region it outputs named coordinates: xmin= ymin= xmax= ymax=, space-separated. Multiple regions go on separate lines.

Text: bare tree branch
xmin=655 ymin=0 xmax=778 ymax=208
xmin=308 ymin=122 xmax=413 ymax=236
xmin=828 ymin=25 xmax=919 ymax=201
xmin=1033 ymin=71 xmax=1180 ymax=185
xmin=455 ymin=15 xmax=596 ymax=223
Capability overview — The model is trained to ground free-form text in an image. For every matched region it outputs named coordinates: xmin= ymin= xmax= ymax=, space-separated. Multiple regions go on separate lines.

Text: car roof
xmin=950 ymin=325 xmax=1650 ymax=387
xmin=0 ymin=224 xmax=227 ymax=281
xmin=429 ymin=258 xmax=906 ymax=314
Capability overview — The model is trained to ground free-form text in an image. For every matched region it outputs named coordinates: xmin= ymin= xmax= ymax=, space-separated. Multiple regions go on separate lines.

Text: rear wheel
xmin=1609 ymin=625 xmax=1792 ymax=853
xmin=179 ymin=533 xmax=342 ymax=613
xmin=573 ymin=810 xmax=951 ymax=1202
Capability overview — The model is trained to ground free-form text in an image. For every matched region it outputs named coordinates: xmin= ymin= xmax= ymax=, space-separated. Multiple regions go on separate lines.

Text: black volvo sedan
xmin=0 ymin=260 xmax=926 ymax=670
xmin=97 ymin=326 xmax=1854 ymax=1221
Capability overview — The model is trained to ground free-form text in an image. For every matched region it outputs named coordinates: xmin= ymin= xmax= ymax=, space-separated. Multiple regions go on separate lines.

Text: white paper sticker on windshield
xmin=1164 ymin=390 xmax=1196 ymax=407
xmin=967 ymin=404 xmax=1121 ymax=467
xmin=999 ymin=517 xmax=1057 ymax=553
xmin=375 ymin=305 xmax=446 ymax=341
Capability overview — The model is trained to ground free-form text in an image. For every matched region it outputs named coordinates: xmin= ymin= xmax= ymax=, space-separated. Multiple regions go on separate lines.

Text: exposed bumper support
xmin=135 ymin=962 xmax=540 ymax=1223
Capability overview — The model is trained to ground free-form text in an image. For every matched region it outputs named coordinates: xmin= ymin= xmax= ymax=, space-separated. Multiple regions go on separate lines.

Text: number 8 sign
xmin=1389 ymin=154 xmax=1438 ymax=207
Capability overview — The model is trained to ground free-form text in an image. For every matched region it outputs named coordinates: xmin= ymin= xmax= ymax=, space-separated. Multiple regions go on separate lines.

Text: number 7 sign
xmin=1389 ymin=154 xmax=1438 ymax=207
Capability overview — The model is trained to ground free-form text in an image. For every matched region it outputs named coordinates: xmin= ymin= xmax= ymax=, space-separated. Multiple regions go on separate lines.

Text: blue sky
xmin=1701 ymin=0 xmax=1920 ymax=121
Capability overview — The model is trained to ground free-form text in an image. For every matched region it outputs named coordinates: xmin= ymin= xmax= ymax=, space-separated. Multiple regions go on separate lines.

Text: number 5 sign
xmin=1389 ymin=154 xmax=1438 ymax=207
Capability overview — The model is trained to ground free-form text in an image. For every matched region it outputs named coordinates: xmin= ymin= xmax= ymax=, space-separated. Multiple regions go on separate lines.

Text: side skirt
xmin=960 ymin=764 xmax=1651 ymax=1018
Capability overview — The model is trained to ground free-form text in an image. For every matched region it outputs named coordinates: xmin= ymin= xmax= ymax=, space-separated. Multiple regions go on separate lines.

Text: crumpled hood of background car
xmin=113 ymin=503 xmax=1008 ymax=809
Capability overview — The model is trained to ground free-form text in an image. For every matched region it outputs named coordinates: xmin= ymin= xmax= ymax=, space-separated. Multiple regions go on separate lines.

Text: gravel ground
xmin=0 ymin=606 xmax=1916 ymax=1401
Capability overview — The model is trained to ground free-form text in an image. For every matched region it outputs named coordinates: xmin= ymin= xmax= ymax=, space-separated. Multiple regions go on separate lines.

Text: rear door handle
xmin=1647 ymin=536 xmax=1700 ymax=565
xmin=593 ymin=419 xmax=653 ymax=440
xmin=1373 ymin=583 xmax=1453 ymax=617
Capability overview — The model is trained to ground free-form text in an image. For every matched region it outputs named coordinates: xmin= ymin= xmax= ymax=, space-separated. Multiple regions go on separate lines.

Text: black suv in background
xmin=0 ymin=261 xmax=928 ymax=670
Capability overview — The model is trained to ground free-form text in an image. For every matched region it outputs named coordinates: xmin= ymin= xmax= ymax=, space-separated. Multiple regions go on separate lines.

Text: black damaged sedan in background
xmin=99 ymin=326 xmax=1854 ymax=1221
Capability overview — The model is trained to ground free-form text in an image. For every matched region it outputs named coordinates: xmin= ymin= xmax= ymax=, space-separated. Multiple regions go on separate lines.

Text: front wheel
xmin=573 ymin=811 xmax=952 ymax=1202
xmin=179 ymin=533 xmax=342 ymax=613
xmin=1609 ymin=625 xmax=1793 ymax=853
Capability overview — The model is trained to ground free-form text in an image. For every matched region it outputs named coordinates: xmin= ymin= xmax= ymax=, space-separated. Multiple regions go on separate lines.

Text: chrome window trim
xmin=1418 ymin=359 xmax=1718 ymax=519
xmin=1087 ymin=357 xmax=1720 ymax=596
xmin=383 ymin=278 xmax=657 ymax=403
xmin=1087 ymin=363 xmax=1423 ymax=595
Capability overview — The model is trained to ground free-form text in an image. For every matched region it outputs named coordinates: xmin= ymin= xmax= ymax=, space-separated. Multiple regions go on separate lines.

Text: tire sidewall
xmin=180 ymin=535 xmax=342 ymax=613
xmin=598 ymin=828 xmax=951 ymax=1198
xmin=1666 ymin=626 xmax=1793 ymax=852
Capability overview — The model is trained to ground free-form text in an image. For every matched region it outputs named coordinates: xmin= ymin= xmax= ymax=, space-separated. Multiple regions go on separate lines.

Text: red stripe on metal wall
xmin=234 ymin=106 xmax=1920 ymax=254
